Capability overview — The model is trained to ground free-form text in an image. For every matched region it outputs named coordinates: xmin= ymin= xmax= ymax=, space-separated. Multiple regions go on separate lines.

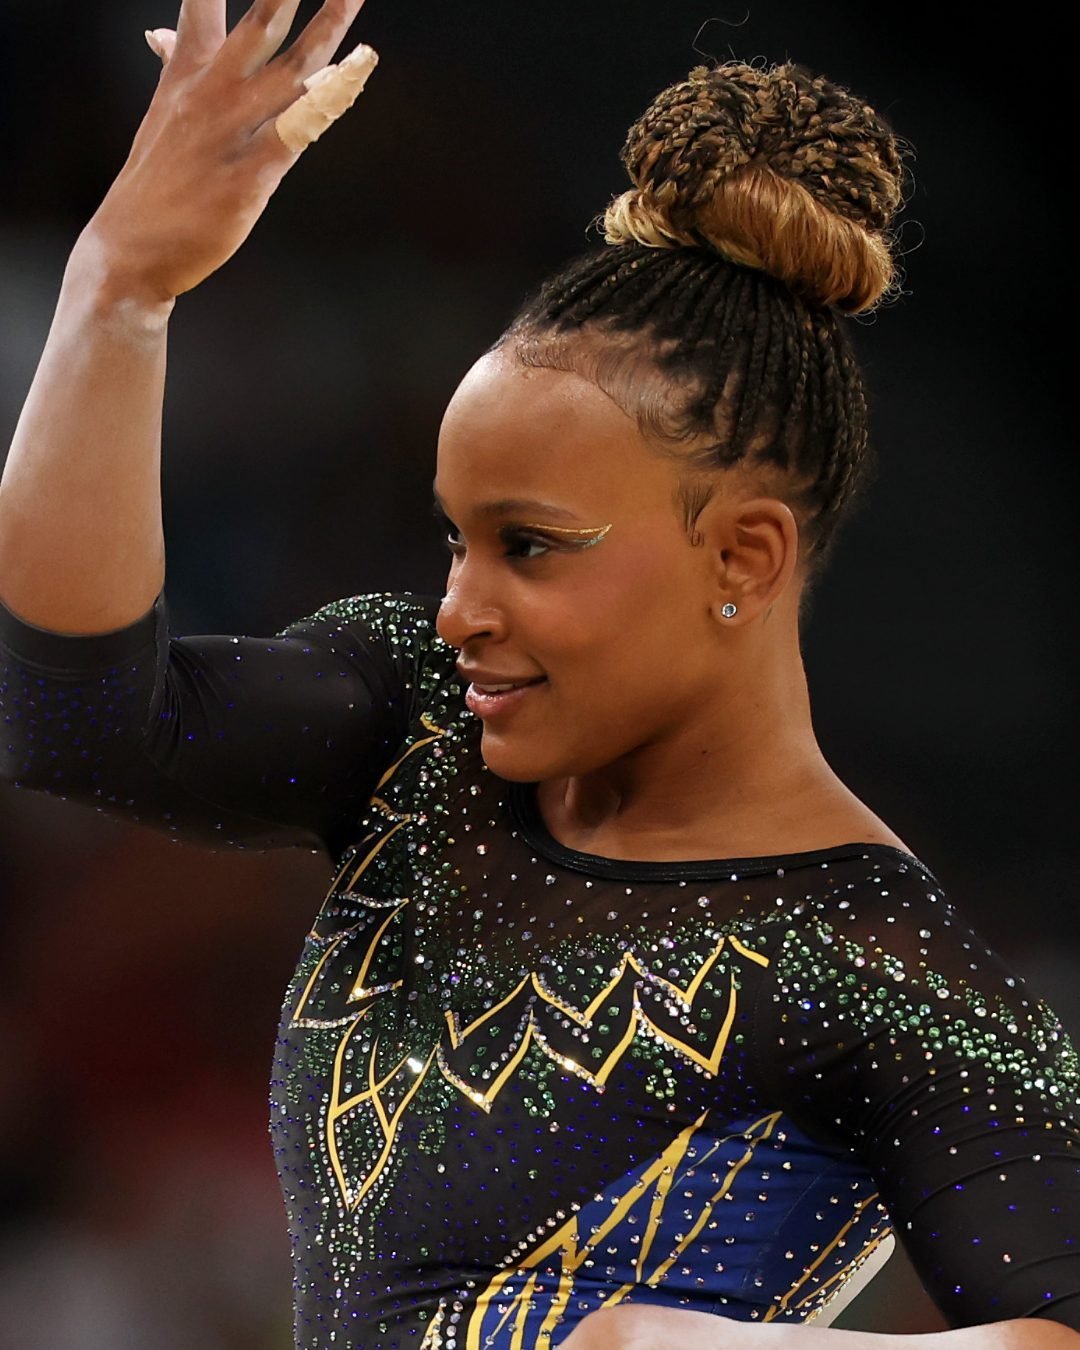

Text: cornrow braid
xmin=495 ymin=58 xmax=905 ymax=583
xmin=505 ymin=242 xmax=873 ymax=570
xmin=619 ymin=62 xmax=902 ymax=237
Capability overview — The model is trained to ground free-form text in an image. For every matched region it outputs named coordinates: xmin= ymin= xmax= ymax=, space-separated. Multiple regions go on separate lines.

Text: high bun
xmin=497 ymin=60 xmax=910 ymax=582
xmin=606 ymin=62 xmax=903 ymax=313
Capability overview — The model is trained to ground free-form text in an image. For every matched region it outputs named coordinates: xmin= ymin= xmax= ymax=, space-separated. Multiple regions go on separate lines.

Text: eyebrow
xmin=432 ymin=490 xmax=580 ymax=522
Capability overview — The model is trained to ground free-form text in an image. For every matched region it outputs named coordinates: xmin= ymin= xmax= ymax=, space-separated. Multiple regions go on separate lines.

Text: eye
xmin=502 ymin=531 xmax=551 ymax=561
xmin=434 ymin=505 xmax=465 ymax=556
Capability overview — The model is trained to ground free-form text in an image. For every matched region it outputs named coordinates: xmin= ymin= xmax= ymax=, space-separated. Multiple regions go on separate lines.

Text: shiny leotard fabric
xmin=2 ymin=592 xmax=1078 ymax=1348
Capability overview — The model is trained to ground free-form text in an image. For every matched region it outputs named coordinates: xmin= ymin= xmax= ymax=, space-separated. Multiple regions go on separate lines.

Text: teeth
xmin=475 ymin=683 xmax=516 ymax=693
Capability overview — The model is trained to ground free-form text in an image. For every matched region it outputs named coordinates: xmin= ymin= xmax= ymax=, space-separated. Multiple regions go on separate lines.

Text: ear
xmin=697 ymin=495 xmax=801 ymax=624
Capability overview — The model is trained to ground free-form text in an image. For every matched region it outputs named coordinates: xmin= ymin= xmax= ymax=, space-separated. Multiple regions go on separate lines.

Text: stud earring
xmin=720 ymin=603 xmax=737 ymax=618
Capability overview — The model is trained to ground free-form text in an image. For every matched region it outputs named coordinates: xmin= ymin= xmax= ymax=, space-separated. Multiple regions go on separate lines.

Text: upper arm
xmin=755 ymin=862 xmax=1080 ymax=1329
xmin=0 ymin=590 xmax=446 ymax=852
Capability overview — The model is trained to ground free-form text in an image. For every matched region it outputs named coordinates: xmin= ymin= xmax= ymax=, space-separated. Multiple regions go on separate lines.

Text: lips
xmin=456 ymin=665 xmax=545 ymax=690
xmin=459 ymin=670 xmax=548 ymax=720
xmin=471 ymin=677 xmax=545 ymax=693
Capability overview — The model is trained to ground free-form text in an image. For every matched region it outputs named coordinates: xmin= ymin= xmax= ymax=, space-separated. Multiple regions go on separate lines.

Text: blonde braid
xmin=604 ymin=62 xmax=904 ymax=313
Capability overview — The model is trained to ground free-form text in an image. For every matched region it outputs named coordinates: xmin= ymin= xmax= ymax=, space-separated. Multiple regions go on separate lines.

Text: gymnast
xmin=1 ymin=2 xmax=1077 ymax=1345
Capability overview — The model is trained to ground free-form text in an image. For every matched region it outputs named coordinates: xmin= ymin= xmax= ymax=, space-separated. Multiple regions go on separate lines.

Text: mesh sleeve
xmin=753 ymin=856 xmax=1080 ymax=1329
xmin=0 ymin=591 xmax=444 ymax=853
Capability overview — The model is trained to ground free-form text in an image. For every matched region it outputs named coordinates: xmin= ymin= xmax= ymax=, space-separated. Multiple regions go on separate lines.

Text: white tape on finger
xmin=275 ymin=43 xmax=379 ymax=153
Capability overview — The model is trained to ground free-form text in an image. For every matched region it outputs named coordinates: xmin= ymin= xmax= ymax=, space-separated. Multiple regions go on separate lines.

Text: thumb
xmin=144 ymin=28 xmax=177 ymax=66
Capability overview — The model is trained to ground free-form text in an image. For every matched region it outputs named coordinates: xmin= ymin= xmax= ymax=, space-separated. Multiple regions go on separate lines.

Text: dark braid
xmin=500 ymin=59 xmax=905 ymax=578
xmin=507 ymin=242 xmax=873 ymax=569
xmin=620 ymin=63 xmax=902 ymax=238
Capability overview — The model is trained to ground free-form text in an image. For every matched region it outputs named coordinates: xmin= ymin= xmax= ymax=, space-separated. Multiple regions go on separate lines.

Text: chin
xmin=478 ymin=735 xmax=559 ymax=783
xmin=478 ymin=726 xmax=615 ymax=784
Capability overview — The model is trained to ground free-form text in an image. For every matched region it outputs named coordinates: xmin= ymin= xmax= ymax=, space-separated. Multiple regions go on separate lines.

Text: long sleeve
xmin=0 ymin=591 xmax=445 ymax=855
xmin=752 ymin=858 xmax=1080 ymax=1329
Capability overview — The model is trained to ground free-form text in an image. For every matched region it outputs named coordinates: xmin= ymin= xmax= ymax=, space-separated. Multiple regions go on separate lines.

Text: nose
xmin=435 ymin=557 xmax=508 ymax=651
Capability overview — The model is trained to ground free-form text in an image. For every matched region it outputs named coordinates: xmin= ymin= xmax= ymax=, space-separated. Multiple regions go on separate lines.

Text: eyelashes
xmin=531 ymin=522 xmax=613 ymax=548
xmin=433 ymin=505 xmax=612 ymax=562
xmin=442 ymin=522 xmax=553 ymax=561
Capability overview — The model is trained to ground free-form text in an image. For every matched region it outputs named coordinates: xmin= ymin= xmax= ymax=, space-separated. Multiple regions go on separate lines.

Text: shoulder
xmin=757 ymin=850 xmax=1080 ymax=1134
xmin=769 ymin=849 xmax=1079 ymax=1088
xmin=279 ymin=591 xmax=452 ymax=669
xmin=284 ymin=591 xmax=442 ymax=640
xmin=278 ymin=591 xmax=461 ymax=711
xmin=774 ymin=847 xmax=968 ymax=969
xmin=759 ymin=847 xmax=981 ymax=1016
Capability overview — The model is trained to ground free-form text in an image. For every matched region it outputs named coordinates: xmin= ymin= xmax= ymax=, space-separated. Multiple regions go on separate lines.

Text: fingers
xmin=156 ymin=0 xmax=368 ymax=98
xmin=268 ymin=0 xmax=368 ymax=85
xmin=272 ymin=41 xmax=378 ymax=154
xmin=219 ymin=0 xmax=306 ymax=78
xmin=141 ymin=0 xmax=373 ymax=164
xmin=169 ymin=0 xmax=307 ymax=77
xmin=174 ymin=0 xmax=226 ymax=64
xmin=144 ymin=28 xmax=178 ymax=66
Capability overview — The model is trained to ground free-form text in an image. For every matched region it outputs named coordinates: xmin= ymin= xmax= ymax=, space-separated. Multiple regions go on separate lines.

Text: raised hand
xmin=0 ymin=0 xmax=378 ymax=636
xmin=81 ymin=0 xmax=374 ymax=304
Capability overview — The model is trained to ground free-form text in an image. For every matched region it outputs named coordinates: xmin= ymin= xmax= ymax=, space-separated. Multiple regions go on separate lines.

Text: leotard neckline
xmin=509 ymin=778 xmax=928 ymax=884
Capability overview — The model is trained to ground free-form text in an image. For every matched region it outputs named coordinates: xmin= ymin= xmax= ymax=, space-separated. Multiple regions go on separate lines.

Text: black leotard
xmin=2 ymin=592 xmax=1077 ymax=1348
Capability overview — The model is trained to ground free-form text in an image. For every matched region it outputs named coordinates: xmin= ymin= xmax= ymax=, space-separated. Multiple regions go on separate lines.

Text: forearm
xmin=754 ymin=1321 xmax=1077 ymax=1349
xmin=557 ymin=1307 xmax=1080 ymax=1350
xmin=0 ymin=0 xmax=371 ymax=638
xmin=0 ymin=232 xmax=170 ymax=634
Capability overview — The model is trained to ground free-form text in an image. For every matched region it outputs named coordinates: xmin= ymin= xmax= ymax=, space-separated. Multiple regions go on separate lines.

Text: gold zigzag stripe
xmin=322 ymin=931 xmax=759 ymax=1208
xmin=321 ymin=711 xmax=446 ymax=899
xmin=347 ymin=901 xmax=408 ymax=1002
xmin=290 ymin=899 xmax=408 ymax=1027
xmin=304 ymin=703 xmax=774 ymax=1216
xmin=467 ymin=1110 xmax=781 ymax=1349
xmin=439 ymin=934 xmax=759 ymax=1111
xmin=321 ymin=931 xmax=751 ymax=1206
xmin=603 ymin=1111 xmax=781 ymax=1308
xmin=374 ymin=712 xmax=445 ymax=791
xmin=418 ymin=1302 xmax=447 ymax=1350
xmin=802 ymin=1230 xmax=893 ymax=1320
xmin=296 ymin=715 xmax=451 ymax=1026
xmin=762 ymin=1190 xmax=887 ymax=1321
xmin=327 ymin=1026 xmax=438 ymax=1211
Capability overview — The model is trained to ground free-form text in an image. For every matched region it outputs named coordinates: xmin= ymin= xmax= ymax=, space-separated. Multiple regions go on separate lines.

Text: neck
xmin=537 ymin=622 xmax=841 ymax=862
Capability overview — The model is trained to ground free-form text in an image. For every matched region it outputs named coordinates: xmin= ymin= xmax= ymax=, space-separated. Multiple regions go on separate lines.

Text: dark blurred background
xmin=0 ymin=2 xmax=1073 ymax=1345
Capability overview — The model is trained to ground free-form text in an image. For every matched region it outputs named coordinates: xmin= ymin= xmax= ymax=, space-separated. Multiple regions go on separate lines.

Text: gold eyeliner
xmin=519 ymin=523 xmax=613 ymax=549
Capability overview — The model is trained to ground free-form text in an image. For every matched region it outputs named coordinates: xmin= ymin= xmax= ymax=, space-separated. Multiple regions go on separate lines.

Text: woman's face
xmin=434 ymin=349 xmax=730 ymax=784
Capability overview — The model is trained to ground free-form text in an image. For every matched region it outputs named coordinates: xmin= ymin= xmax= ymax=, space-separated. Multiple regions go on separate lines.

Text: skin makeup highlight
xmin=432 ymin=495 xmax=614 ymax=557
xmin=516 ymin=522 xmax=613 ymax=549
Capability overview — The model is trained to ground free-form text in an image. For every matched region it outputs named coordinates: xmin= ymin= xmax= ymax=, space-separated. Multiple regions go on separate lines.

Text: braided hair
xmin=498 ymin=61 xmax=906 ymax=574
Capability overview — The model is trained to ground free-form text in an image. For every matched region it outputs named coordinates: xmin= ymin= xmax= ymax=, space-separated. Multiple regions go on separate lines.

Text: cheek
xmin=520 ymin=570 xmax=638 ymax=655
xmin=522 ymin=549 xmax=702 ymax=676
